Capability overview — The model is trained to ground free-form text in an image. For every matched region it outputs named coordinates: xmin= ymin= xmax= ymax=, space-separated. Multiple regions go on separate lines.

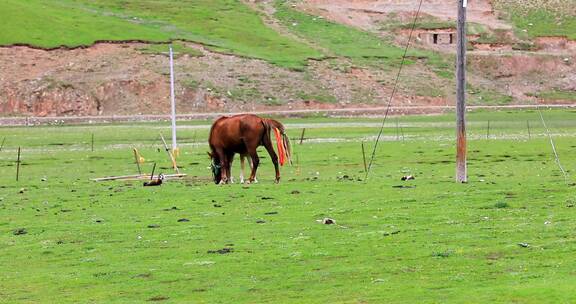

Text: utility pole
xmin=169 ymin=45 xmax=178 ymax=154
xmin=456 ymin=0 xmax=467 ymax=183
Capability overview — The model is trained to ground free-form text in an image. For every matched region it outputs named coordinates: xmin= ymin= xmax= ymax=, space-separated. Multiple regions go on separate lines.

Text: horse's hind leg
xmin=263 ymin=138 xmax=280 ymax=183
xmin=247 ymin=150 xmax=260 ymax=184
xmin=240 ymin=154 xmax=247 ymax=184
xmin=250 ymin=157 xmax=258 ymax=183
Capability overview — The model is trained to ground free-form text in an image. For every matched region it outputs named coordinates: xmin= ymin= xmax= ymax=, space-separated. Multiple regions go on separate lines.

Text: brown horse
xmin=208 ymin=114 xmax=291 ymax=184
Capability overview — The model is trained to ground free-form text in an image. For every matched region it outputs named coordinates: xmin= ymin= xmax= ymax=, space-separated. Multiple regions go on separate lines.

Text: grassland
xmin=536 ymin=90 xmax=576 ymax=102
xmin=137 ymin=42 xmax=204 ymax=58
xmin=0 ymin=0 xmax=322 ymax=68
xmin=273 ymin=2 xmax=453 ymax=81
xmin=0 ymin=0 xmax=171 ymax=46
xmin=1 ymin=110 xmax=575 ymax=303
xmin=493 ymin=0 xmax=576 ymax=40
xmin=274 ymin=2 xmax=415 ymax=68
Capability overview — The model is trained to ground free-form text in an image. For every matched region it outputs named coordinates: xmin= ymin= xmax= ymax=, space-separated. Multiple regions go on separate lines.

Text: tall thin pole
xmin=169 ymin=45 xmax=178 ymax=152
xmin=456 ymin=0 xmax=467 ymax=183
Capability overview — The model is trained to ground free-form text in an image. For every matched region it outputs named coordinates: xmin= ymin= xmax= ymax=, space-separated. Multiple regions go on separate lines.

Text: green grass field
xmin=0 ymin=0 xmax=322 ymax=68
xmin=1 ymin=110 xmax=575 ymax=303
xmin=0 ymin=0 xmax=450 ymax=72
xmin=493 ymin=0 xmax=576 ymax=40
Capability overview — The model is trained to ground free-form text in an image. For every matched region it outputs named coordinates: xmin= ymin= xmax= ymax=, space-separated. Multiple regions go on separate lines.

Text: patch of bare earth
xmin=298 ymin=0 xmax=511 ymax=31
xmin=0 ymin=42 xmax=334 ymax=116
xmin=0 ymin=39 xmax=456 ymax=117
xmin=468 ymin=53 xmax=576 ymax=103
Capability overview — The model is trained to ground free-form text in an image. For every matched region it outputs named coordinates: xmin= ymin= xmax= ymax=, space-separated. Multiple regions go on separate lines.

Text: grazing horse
xmin=208 ymin=114 xmax=291 ymax=184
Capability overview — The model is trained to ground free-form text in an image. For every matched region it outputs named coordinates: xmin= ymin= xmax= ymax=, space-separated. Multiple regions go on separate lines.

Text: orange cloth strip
xmin=274 ymin=128 xmax=286 ymax=166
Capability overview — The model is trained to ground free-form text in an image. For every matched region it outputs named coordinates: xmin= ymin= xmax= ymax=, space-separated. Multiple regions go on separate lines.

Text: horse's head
xmin=208 ymin=152 xmax=222 ymax=184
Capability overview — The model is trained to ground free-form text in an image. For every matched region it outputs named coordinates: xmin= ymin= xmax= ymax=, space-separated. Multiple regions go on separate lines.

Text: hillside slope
xmin=0 ymin=0 xmax=574 ymax=117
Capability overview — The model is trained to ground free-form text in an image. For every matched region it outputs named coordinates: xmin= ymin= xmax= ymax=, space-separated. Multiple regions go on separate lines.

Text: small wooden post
xmin=400 ymin=124 xmax=405 ymax=142
xmin=133 ymin=148 xmax=142 ymax=175
xmin=361 ymin=141 xmax=368 ymax=174
xmin=91 ymin=133 xmax=94 ymax=152
xmin=299 ymin=128 xmax=306 ymax=145
xmin=0 ymin=137 xmax=6 ymax=152
xmin=150 ymin=162 xmax=157 ymax=180
xmin=16 ymin=147 xmax=21 ymax=181
xmin=527 ymin=120 xmax=531 ymax=140
xmin=486 ymin=120 xmax=490 ymax=140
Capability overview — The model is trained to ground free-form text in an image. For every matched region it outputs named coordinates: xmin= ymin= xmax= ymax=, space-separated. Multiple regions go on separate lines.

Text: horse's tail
xmin=265 ymin=119 xmax=292 ymax=166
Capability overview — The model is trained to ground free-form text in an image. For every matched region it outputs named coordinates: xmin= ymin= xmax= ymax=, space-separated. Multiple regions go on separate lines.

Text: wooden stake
xmin=527 ymin=120 xmax=531 ymax=140
xmin=91 ymin=133 xmax=94 ymax=152
xmin=0 ymin=137 xmax=5 ymax=152
xmin=150 ymin=162 xmax=157 ymax=180
xmin=486 ymin=120 xmax=490 ymax=140
xmin=361 ymin=141 xmax=368 ymax=174
xmin=92 ymin=173 xmax=186 ymax=182
xmin=299 ymin=128 xmax=306 ymax=145
xmin=455 ymin=0 xmax=467 ymax=183
xmin=160 ymin=133 xmax=180 ymax=174
xmin=16 ymin=147 xmax=21 ymax=181
xmin=133 ymin=148 xmax=142 ymax=175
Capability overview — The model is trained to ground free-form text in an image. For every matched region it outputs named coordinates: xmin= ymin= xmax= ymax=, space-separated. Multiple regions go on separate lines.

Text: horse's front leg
xmin=228 ymin=153 xmax=235 ymax=184
xmin=225 ymin=153 xmax=235 ymax=184
xmin=263 ymin=140 xmax=280 ymax=183
xmin=219 ymin=155 xmax=230 ymax=184
xmin=249 ymin=157 xmax=258 ymax=183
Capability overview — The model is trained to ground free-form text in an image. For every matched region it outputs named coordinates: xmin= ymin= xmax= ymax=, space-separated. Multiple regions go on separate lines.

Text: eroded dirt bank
xmin=0 ymin=40 xmax=573 ymax=117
